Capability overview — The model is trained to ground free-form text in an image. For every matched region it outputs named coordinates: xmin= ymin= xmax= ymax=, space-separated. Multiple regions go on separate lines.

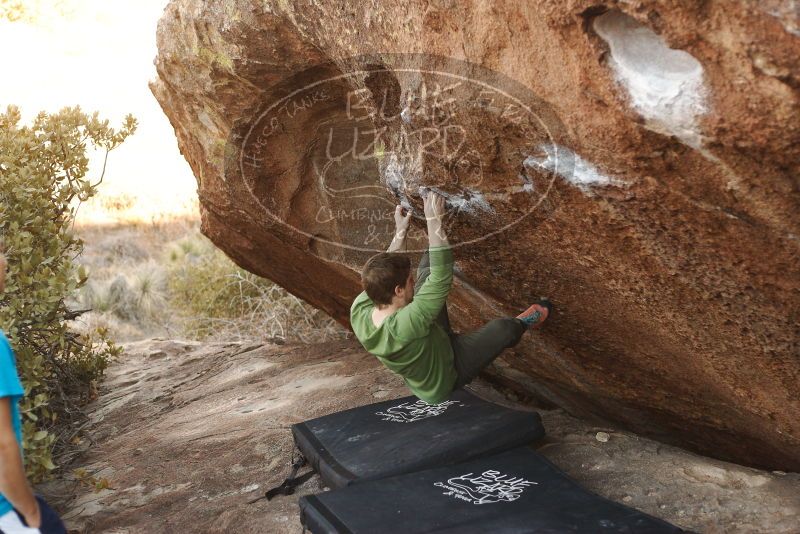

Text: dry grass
xmin=69 ymin=217 xmax=349 ymax=344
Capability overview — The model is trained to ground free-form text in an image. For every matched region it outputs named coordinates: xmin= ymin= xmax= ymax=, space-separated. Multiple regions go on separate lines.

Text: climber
xmin=0 ymin=252 xmax=67 ymax=534
xmin=350 ymin=190 xmax=552 ymax=405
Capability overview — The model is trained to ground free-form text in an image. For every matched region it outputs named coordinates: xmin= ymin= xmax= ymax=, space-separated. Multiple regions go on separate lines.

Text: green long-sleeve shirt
xmin=350 ymin=245 xmax=457 ymax=404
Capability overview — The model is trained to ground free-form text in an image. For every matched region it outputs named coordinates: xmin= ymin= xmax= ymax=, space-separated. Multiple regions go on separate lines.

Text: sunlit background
xmin=0 ymin=0 xmax=198 ymax=224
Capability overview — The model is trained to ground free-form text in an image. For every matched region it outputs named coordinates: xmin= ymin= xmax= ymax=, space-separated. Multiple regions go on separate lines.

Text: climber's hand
xmin=423 ymin=191 xmax=446 ymax=223
xmin=394 ymin=205 xmax=411 ymax=234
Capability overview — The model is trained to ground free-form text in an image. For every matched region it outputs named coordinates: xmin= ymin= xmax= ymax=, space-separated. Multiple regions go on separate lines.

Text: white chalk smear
xmin=420 ymin=185 xmax=494 ymax=215
xmin=381 ymin=153 xmax=415 ymax=210
xmin=593 ymin=10 xmax=708 ymax=148
xmin=763 ymin=1 xmax=800 ymax=36
xmin=445 ymin=189 xmax=494 ymax=214
xmin=517 ymin=173 xmax=535 ymax=193
xmin=383 ymin=154 xmax=494 ymax=215
xmin=400 ymin=106 xmax=413 ymax=124
xmin=524 ymin=144 xmax=623 ymax=194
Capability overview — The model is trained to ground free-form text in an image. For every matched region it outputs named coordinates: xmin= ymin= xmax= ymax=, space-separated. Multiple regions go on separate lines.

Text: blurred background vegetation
xmin=71 ymin=219 xmax=348 ymax=345
xmin=0 ymin=105 xmax=134 ymax=480
xmin=0 ymin=103 xmax=347 ymax=482
xmin=0 ymin=0 xmax=347 ymax=486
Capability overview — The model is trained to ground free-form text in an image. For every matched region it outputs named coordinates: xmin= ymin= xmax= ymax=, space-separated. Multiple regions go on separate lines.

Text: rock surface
xmin=149 ymin=0 xmax=800 ymax=470
xmin=47 ymin=339 xmax=800 ymax=533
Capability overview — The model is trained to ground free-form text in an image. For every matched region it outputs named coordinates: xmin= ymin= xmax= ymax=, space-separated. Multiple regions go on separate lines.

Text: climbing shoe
xmin=516 ymin=298 xmax=552 ymax=329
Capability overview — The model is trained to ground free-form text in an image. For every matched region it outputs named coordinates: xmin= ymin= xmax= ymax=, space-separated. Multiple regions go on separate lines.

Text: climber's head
xmin=362 ymin=252 xmax=414 ymax=309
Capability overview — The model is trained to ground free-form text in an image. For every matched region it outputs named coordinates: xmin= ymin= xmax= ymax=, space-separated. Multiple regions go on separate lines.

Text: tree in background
xmin=0 ymin=105 xmax=136 ymax=480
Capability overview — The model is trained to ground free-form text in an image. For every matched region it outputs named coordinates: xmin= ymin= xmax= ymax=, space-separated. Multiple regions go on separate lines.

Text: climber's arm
xmin=392 ymin=193 xmax=452 ymax=339
xmin=392 ymin=244 xmax=453 ymax=340
xmin=0 ymin=398 xmax=40 ymax=528
xmin=387 ymin=205 xmax=411 ymax=252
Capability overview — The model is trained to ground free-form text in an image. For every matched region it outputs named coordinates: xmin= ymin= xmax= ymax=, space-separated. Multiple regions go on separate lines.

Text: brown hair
xmin=361 ymin=252 xmax=411 ymax=306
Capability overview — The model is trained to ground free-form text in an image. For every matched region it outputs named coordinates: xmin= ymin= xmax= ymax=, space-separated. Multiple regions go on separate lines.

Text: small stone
xmin=596 ymin=432 xmax=610 ymax=442
xmin=772 ymin=470 xmax=786 ymax=476
xmin=622 ymin=495 xmax=633 ymax=503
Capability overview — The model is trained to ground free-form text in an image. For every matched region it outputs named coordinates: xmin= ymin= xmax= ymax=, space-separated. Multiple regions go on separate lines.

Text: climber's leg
xmin=449 ymin=318 xmax=526 ymax=389
xmin=414 ymin=249 xmax=453 ymax=334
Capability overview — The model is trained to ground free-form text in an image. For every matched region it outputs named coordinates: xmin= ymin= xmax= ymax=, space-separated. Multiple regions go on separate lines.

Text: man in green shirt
xmin=350 ymin=191 xmax=551 ymax=405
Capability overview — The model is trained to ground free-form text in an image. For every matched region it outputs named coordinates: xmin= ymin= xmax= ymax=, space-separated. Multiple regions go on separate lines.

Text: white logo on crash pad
xmin=375 ymin=399 xmax=462 ymax=423
xmin=434 ymin=470 xmax=537 ymax=505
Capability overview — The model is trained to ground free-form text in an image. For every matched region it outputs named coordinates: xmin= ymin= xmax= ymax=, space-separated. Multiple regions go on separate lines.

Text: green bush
xmin=76 ymin=265 xmax=166 ymax=325
xmin=0 ymin=105 xmax=135 ymax=480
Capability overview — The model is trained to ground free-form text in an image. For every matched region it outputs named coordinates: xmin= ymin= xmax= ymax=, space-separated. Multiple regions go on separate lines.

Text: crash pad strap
xmin=251 ymin=451 xmax=313 ymax=503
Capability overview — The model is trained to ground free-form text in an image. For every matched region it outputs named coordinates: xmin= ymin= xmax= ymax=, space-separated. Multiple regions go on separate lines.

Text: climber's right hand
xmin=423 ymin=190 xmax=447 ymax=223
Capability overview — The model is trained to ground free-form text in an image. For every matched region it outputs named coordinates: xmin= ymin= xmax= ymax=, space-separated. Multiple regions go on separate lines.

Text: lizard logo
xmin=376 ymin=399 xmax=463 ymax=423
xmin=434 ymin=470 xmax=537 ymax=505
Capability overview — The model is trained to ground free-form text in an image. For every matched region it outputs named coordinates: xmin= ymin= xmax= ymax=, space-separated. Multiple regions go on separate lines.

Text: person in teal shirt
xmin=350 ymin=191 xmax=552 ymax=405
xmin=0 ymin=252 xmax=66 ymax=533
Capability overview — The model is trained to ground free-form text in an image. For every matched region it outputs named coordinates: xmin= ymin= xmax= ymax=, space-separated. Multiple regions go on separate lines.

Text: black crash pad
xmin=291 ymin=389 xmax=545 ymax=489
xmin=299 ymin=447 xmax=684 ymax=534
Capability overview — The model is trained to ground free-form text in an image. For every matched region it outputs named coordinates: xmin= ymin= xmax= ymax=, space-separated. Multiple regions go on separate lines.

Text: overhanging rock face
xmin=150 ymin=0 xmax=800 ymax=470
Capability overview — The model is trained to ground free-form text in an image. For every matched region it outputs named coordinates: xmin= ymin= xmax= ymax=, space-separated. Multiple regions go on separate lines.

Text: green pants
xmin=415 ymin=250 xmax=526 ymax=391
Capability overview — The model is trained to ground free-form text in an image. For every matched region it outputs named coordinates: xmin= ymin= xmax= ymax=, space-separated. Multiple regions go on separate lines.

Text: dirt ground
xmin=40 ymin=339 xmax=800 ymax=533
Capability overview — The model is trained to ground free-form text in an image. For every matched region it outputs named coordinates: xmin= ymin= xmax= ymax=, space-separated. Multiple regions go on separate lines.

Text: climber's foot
xmin=516 ymin=298 xmax=552 ymax=329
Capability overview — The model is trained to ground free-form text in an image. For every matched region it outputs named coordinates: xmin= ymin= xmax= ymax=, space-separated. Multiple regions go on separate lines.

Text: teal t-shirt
xmin=0 ymin=331 xmax=25 ymax=516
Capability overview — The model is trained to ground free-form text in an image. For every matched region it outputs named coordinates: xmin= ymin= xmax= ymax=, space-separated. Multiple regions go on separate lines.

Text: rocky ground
xmin=41 ymin=339 xmax=800 ymax=533
xmin=150 ymin=0 xmax=800 ymax=470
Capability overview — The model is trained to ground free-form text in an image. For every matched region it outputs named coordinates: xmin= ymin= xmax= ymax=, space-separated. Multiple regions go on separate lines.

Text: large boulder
xmin=150 ymin=0 xmax=800 ymax=470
